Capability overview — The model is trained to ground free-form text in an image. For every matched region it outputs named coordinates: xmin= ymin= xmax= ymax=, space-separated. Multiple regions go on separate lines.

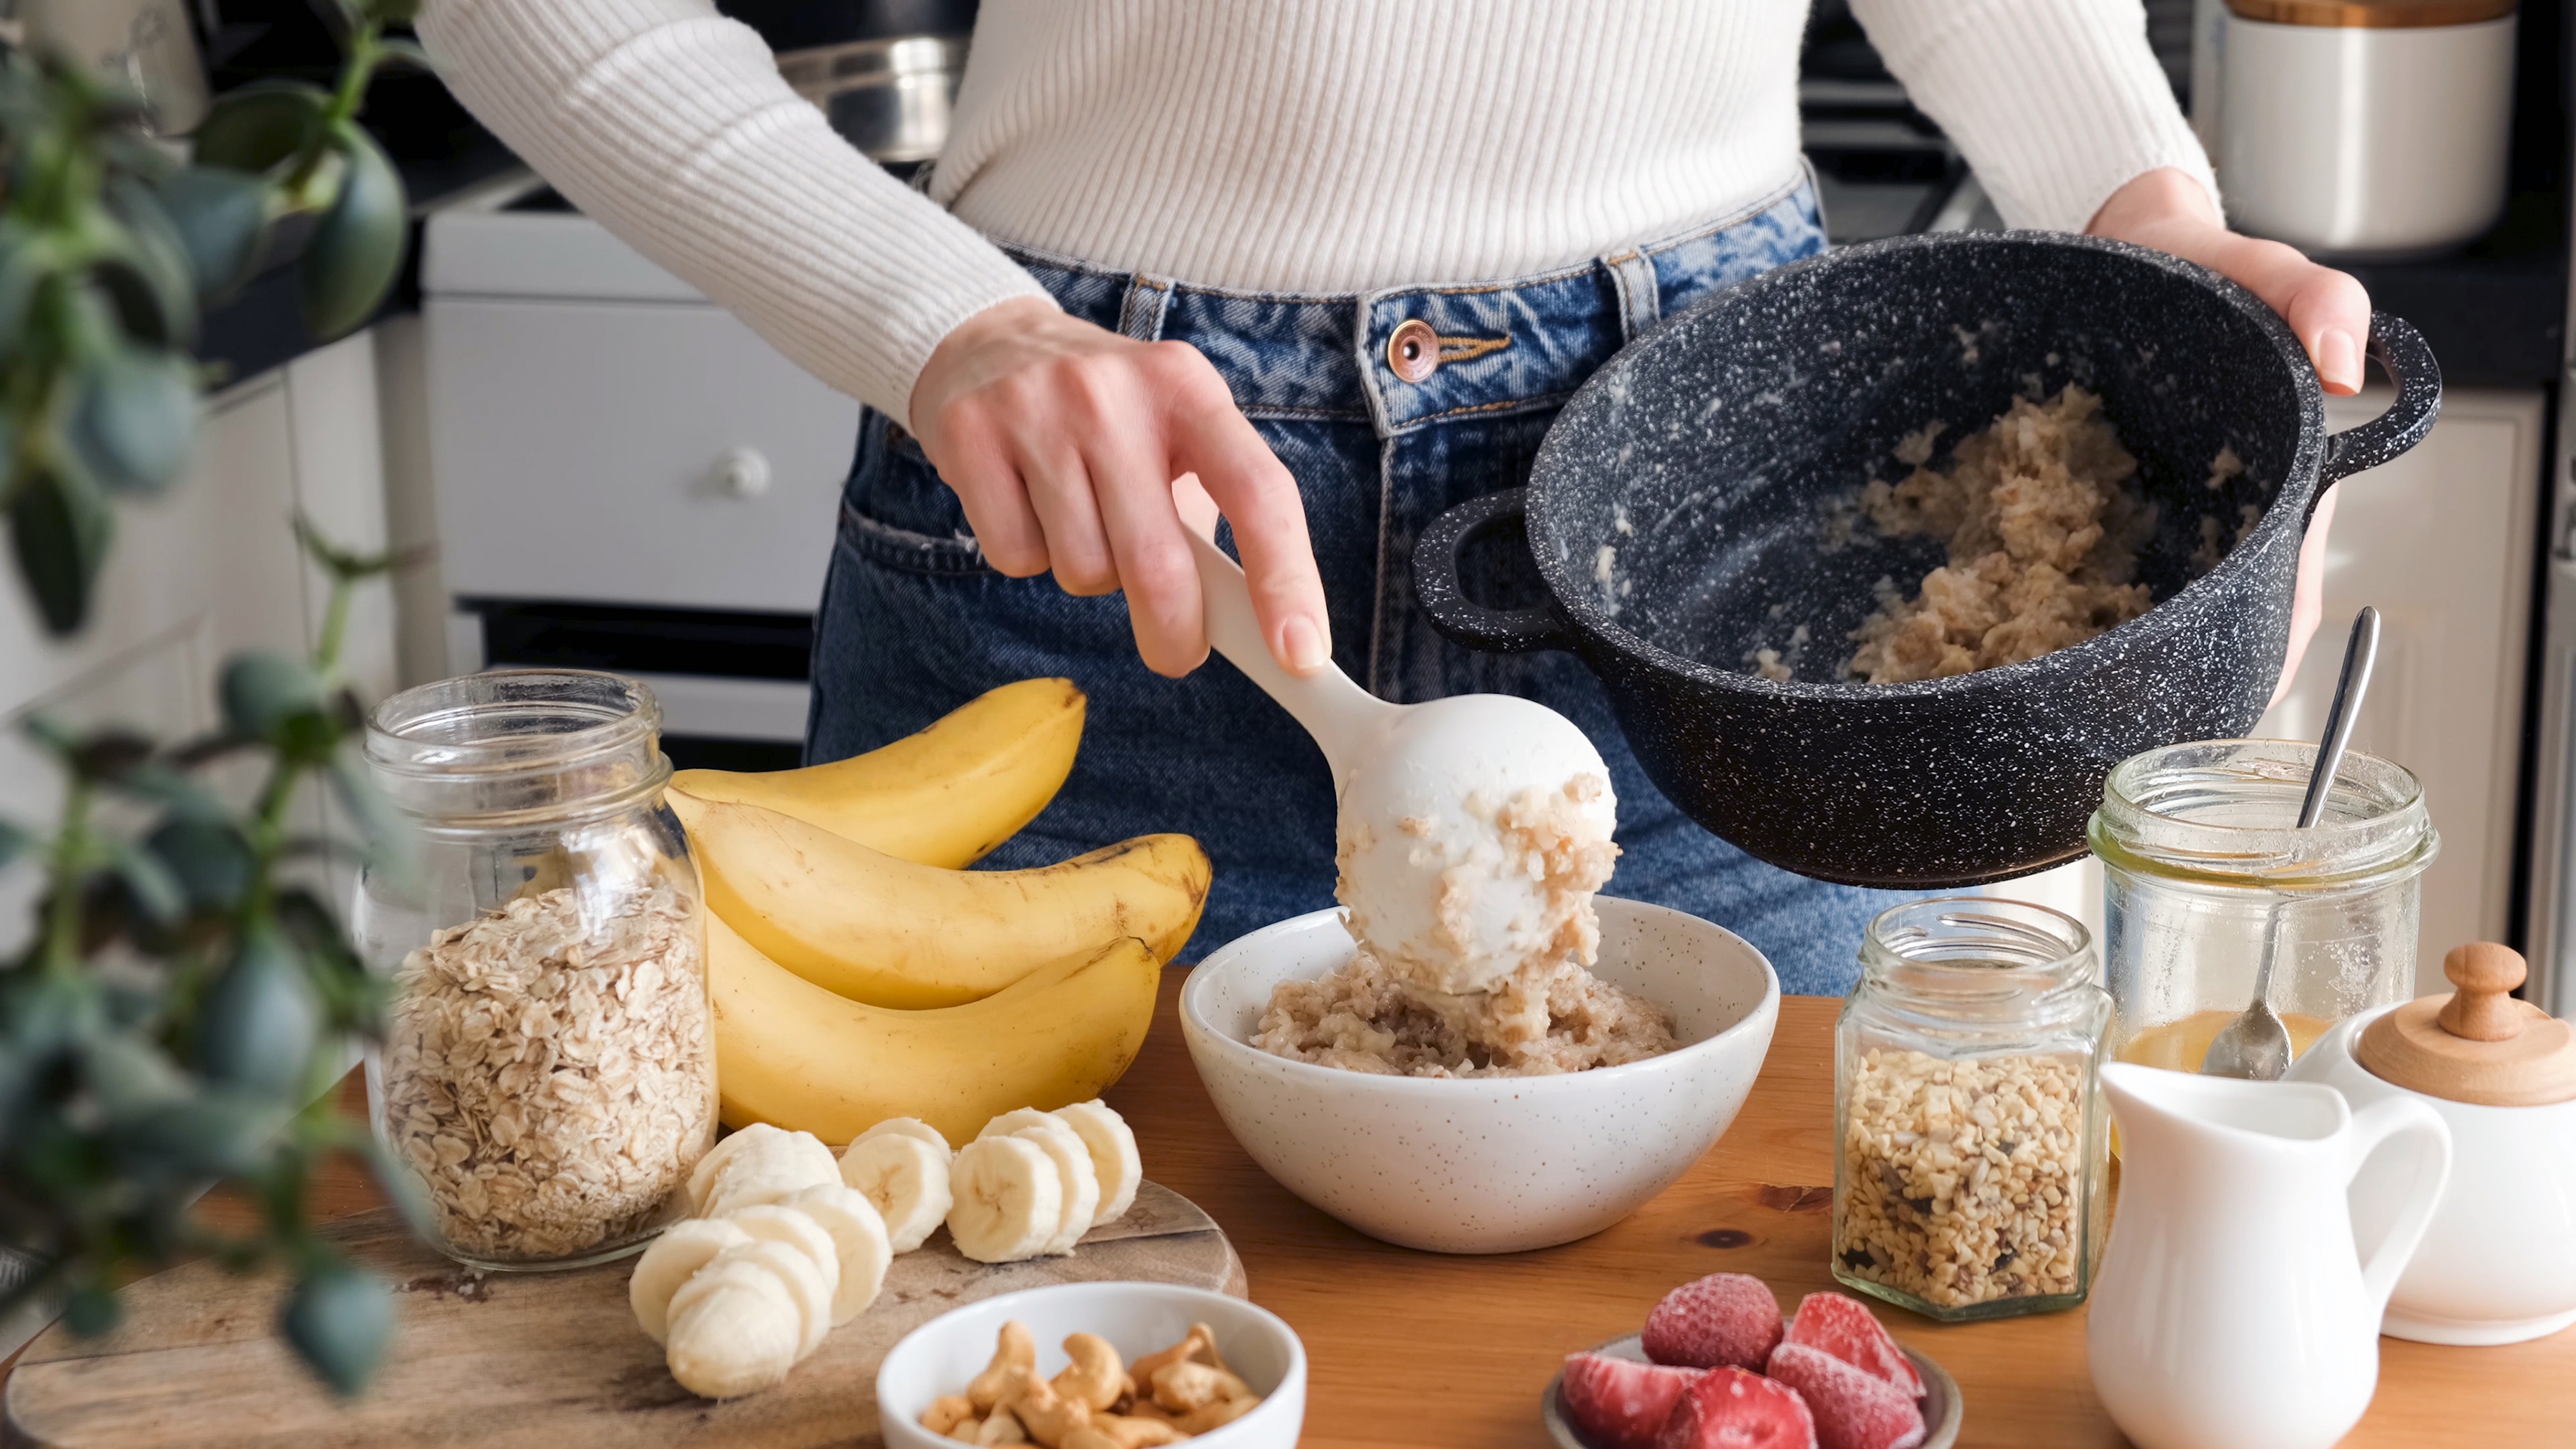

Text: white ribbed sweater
xmin=419 ymin=1 xmax=2212 ymax=423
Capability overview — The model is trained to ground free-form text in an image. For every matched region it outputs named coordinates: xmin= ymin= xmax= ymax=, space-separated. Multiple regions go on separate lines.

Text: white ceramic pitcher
xmin=2087 ymin=1063 xmax=2451 ymax=1449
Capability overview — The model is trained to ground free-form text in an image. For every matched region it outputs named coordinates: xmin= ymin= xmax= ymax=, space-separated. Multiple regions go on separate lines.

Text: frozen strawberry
xmin=1783 ymin=1292 xmax=1925 ymax=1397
xmin=1642 ymin=1273 xmax=1785 ymax=1370
xmin=1561 ymin=1351 xmax=1704 ymax=1449
xmin=1765 ymin=1342 xmax=1926 ymax=1449
xmin=1653 ymin=1365 xmax=1818 ymax=1449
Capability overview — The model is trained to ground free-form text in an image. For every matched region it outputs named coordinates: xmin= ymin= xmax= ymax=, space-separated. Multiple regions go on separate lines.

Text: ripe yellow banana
xmin=670 ymin=678 xmax=1084 ymax=869
xmin=673 ymin=795 xmax=1207 ymax=1009
xmin=707 ymin=912 xmax=1160 ymax=1147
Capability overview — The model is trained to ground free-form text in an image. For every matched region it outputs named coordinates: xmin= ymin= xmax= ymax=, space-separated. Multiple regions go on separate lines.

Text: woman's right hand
xmin=908 ymin=296 xmax=1332 ymax=680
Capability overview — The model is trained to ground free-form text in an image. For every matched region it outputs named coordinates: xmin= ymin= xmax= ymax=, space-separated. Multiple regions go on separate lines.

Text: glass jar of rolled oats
xmin=1832 ymin=897 xmax=2112 ymax=1322
xmin=355 ymin=670 xmax=716 ymax=1271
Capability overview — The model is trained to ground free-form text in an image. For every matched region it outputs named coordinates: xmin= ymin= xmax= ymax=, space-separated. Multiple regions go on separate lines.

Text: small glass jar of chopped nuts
xmin=1832 ymin=897 xmax=2112 ymax=1322
xmin=355 ymin=670 xmax=716 ymax=1271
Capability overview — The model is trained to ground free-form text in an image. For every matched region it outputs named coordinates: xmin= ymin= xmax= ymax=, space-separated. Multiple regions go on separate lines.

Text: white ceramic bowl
xmin=1183 ymin=897 xmax=1781 ymax=1254
xmin=876 ymin=1281 xmax=1307 ymax=1449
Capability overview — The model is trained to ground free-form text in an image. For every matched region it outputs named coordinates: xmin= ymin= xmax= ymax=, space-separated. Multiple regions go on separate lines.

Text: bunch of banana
xmin=675 ymin=680 xmax=1211 ymax=1144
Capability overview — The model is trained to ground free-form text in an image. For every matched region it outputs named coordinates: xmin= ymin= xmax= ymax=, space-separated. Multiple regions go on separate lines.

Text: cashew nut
xmin=1088 ymin=1414 xmax=1187 ymax=1448
xmin=970 ymin=1322 xmax=1038 ymax=1412
xmin=922 ymin=1395 xmax=978 ymax=1435
xmin=975 ymin=1406 xmax=1028 ymax=1445
xmin=1174 ymin=1393 xmax=1258 ymax=1436
xmin=1128 ymin=1324 xmax=1221 ymax=1385
xmin=947 ymin=1419 xmax=984 ymax=1444
xmin=1053 ymin=1332 xmax=1128 ymax=1413
xmin=1148 ymin=1360 xmax=1252 ymax=1415
xmin=1009 ymin=1370 xmax=1093 ymax=1448
xmin=1058 ymin=1430 xmax=1121 ymax=1449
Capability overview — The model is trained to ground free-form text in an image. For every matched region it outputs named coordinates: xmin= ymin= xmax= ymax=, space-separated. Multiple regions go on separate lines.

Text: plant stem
xmin=313 ymin=574 xmax=355 ymax=675
xmin=39 ymin=775 xmax=92 ymax=977
xmin=283 ymin=21 xmax=384 ymax=195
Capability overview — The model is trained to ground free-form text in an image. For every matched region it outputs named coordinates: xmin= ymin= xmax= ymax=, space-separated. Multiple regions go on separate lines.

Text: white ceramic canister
xmin=2218 ymin=0 xmax=2517 ymax=259
xmin=2286 ymin=942 xmax=2576 ymax=1345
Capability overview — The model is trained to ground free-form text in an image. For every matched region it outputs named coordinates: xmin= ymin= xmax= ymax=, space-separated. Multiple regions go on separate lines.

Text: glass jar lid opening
xmin=1858 ymin=897 xmax=2100 ymax=1020
xmin=365 ymin=670 xmax=669 ymax=826
xmin=2090 ymin=738 xmax=2435 ymax=889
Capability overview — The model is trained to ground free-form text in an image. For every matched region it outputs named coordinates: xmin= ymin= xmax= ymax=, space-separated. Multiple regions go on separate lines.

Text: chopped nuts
xmin=930 ymin=1322 xmax=1262 ymax=1446
xmin=381 ymin=880 xmax=716 ymax=1262
xmin=1834 ymin=1047 xmax=2091 ymax=1309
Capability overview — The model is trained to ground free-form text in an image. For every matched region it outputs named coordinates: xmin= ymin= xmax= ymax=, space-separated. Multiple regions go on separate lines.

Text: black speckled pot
xmin=1414 ymin=232 xmax=2440 ymax=889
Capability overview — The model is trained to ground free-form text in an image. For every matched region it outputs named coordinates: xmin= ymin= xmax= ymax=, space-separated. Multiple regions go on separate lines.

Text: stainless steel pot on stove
xmin=778 ymin=33 xmax=969 ymax=165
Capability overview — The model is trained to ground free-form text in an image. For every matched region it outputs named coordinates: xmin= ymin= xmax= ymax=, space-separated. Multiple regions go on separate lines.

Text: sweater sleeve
xmin=417 ymin=0 xmax=1052 ymax=419
xmin=1849 ymin=0 xmax=2218 ymax=234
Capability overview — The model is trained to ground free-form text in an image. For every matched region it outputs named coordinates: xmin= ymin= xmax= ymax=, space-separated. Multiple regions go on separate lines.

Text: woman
xmin=420 ymin=1 xmax=2366 ymax=992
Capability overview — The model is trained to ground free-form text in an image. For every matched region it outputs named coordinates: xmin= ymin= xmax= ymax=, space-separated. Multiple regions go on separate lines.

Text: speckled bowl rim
xmin=1521 ymin=230 xmax=2326 ymax=701
xmin=1180 ymin=899 xmax=1783 ymax=1097
xmin=1539 ymin=1332 xmax=1962 ymax=1449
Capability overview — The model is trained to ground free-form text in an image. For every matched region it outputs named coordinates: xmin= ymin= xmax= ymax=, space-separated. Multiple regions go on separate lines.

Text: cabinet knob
xmin=712 ymin=447 xmax=771 ymax=499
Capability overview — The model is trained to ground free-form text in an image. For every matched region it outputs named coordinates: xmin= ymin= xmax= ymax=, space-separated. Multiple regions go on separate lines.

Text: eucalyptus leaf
xmin=78 ymin=1032 xmax=188 ymax=1120
xmin=109 ymin=762 xmax=228 ymax=820
xmin=98 ymin=176 xmax=199 ymax=349
xmin=157 ymin=167 xmax=273 ymax=305
xmin=0 ymin=818 xmax=29 ymax=869
xmin=298 ymin=122 xmax=405 ymax=342
xmin=375 ymin=38 xmax=434 ymax=72
xmin=69 ymin=346 xmax=198 ymax=496
xmin=146 ymin=816 xmax=255 ymax=912
xmin=280 ymin=1262 xmax=391 ymax=1397
xmin=190 ymin=83 xmax=329 ymax=176
xmin=122 ymin=1091 xmax=291 ymax=1178
xmin=219 ymin=651 xmax=328 ymax=739
xmin=0 ymin=225 xmax=60 ymax=363
xmin=103 ymin=836 xmax=185 ymax=926
xmin=7 ymin=463 xmax=116 ymax=635
xmin=62 ymin=1285 xmax=120 ymax=1337
xmin=326 ymin=750 xmax=411 ymax=862
xmin=194 ymin=927 xmax=321 ymax=1096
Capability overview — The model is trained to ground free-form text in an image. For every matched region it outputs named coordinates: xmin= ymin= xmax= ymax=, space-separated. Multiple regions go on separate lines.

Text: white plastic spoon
xmin=1184 ymin=519 xmax=1615 ymax=994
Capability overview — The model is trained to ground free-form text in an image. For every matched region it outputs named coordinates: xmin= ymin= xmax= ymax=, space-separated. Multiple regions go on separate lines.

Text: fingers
xmin=1085 ymin=428 xmax=1209 ymax=679
xmin=2207 ymin=234 xmax=2372 ymax=396
xmin=932 ymin=416 xmax=1050 ymax=577
xmin=1159 ymin=348 xmax=1332 ymax=675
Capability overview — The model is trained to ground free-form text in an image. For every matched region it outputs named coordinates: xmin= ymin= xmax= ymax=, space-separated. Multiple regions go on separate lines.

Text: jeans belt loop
xmin=1117 ymin=275 xmax=1176 ymax=342
xmin=1602 ymin=248 xmax=1661 ymax=343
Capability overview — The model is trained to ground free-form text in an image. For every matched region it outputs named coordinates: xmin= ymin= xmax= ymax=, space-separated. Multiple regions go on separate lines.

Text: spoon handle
xmin=2298 ymin=607 xmax=2381 ymax=830
xmin=1186 ymin=526 xmax=1399 ymax=790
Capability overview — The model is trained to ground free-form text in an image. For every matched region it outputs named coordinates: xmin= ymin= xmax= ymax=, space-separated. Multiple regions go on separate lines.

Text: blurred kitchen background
xmin=4 ymin=0 xmax=2575 ymax=1009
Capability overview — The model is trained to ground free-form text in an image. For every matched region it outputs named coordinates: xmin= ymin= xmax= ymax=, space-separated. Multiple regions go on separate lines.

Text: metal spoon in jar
xmin=2201 ymin=606 xmax=2382 ymax=1081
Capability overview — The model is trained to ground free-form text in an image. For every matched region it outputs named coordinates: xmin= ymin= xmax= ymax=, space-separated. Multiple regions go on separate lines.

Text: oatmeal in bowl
xmin=1182 ymin=897 xmax=1778 ymax=1254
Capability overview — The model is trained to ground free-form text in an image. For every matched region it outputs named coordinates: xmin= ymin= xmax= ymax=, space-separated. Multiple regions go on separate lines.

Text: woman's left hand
xmin=2087 ymin=167 xmax=2371 ymax=703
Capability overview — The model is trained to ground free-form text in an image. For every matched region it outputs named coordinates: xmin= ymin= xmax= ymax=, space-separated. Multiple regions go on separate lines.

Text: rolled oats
xmin=1834 ymin=1047 xmax=2089 ymax=1309
xmin=381 ymin=879 xmax=714 ymax=1262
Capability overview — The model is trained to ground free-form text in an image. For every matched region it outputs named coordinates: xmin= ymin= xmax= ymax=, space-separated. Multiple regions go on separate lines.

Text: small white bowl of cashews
xmin=876 ymin=1281 xmax=1307 ymax=1449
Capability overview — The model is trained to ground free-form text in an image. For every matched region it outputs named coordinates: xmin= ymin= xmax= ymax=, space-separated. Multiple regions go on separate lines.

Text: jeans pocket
xmin=837 ymin=409 xmax=993 ymax=577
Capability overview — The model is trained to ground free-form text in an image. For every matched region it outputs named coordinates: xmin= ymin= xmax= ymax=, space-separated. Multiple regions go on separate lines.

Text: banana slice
xmin=722 ymin=1204 xmax=842 ymax=1352
xmin=856 ymin=1116 xmax=955 ymax=1154
xmin=1051 ymin=1101 xmax=1143 ymax=1227
xmin=1009 ymin=1118 xmax=1098 ymax=1255
xmin=946 ymin=1135 xmax=1064 ymax=1264
xmin=840 ymin=1132 xmax=955 ymax=1253
xmin=687 ymin=1121 xmax=787 ymax=1213
xmin=974 ymin=1107 xmax=1062 ymax=1141
xmin=665 ymin=1254 xmax=803 ymax=1398
xmin=701 ymin=1239 xmax=832 ymax=1363
xmin=781 ymin=1183 xmax=892 ymax=1322
xmin=628 ymin=1217 xmax=751 ymax=1345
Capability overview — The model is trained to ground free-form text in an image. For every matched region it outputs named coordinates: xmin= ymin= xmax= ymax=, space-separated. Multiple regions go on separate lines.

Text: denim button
xmin=1386 ymin=318 xmax=1439 ymax=383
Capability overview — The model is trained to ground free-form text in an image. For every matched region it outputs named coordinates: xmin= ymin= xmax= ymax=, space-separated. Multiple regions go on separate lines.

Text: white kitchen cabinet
xmin=0 ymin=331 xmax=399 ymax=953
xmin=1991 ymin=386 xmax=2544 ymax=995
xmin=424 ymin=296 xmax=858 ymax=615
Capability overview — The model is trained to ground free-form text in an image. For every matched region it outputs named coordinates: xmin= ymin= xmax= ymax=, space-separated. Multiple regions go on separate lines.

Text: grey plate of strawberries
xmin=1541 ymin=1274 xmax=1961 ymax=1449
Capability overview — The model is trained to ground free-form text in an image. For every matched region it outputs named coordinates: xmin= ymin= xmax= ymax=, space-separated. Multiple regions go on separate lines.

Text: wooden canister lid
xmin=2357 ymin=943 xmax=2576 ymax=1106
xmin=2228 ymin=0 xmax=2515 ymax=27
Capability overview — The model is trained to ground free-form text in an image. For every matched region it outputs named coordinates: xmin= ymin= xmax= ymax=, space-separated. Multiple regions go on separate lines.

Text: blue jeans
xmin=810 ymin=172 xmax=1909 ymax=994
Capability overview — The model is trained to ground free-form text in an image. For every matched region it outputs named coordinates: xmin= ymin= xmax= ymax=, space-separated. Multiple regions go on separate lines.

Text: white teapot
xmin=2287 ymin=941 xmax=2576 ymax=1345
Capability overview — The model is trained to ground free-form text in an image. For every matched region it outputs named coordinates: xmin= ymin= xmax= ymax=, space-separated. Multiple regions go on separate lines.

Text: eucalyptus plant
xmin=0 ymin=2 xmax=431 ymax=1396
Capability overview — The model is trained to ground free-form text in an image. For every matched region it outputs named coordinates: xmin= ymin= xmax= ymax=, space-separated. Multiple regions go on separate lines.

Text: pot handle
xmin=2316 ymin=312 xmax=2443 ymax=495
xmin=1413 ymin=488 xmax=1582 ymax=655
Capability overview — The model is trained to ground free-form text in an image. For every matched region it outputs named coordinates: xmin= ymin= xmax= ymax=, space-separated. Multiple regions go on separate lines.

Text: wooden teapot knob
xmin=2438 ymin=942 xmax=2529 ymax=1043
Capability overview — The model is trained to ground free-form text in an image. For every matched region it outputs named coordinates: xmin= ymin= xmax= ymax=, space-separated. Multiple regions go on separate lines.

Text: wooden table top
xmin=109 ymin=978 xmax=2576 ymax=1446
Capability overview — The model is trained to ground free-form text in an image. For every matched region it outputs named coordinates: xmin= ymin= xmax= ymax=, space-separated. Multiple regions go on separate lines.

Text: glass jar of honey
xmin=2089 ymin=739 xmax=2436 ymax=1080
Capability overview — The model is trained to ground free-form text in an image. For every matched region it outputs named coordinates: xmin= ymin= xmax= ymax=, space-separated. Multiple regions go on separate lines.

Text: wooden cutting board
xmin=3 ymin=1182 xmax=1242 ymax=1449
